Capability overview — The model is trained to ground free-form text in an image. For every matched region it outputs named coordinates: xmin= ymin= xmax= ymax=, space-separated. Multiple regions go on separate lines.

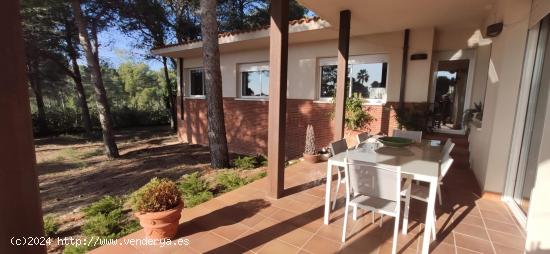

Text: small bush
xmin=80 ymin=196 xmax=141 ymax=248
xmin=130 ymin=178 xmax=181 ymax=213
xmin=43 ymin=215 xmax=59 ymax=237
xmin=184 ymin=191 xmax=213 ymax=208
xmin=63 ymin=244 xmax=88 ymax=254
xmin=233 ymin=155 xmax=267 ymax=169
xmin=233 ymin=156 xmax=257 ymax=169
xmin=249 ymin=171 xmax=267 ymax=182
xmin=217 ymin=171 xmax=248 ymax=192
xmin=83 ymin=196 xmax=123 ymax=217
xmin=178 ymin=173 xmax=213 ymax=208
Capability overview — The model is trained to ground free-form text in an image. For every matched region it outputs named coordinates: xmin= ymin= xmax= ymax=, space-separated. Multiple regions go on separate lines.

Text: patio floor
xmin=92 ymin=137 xmax=526 ymax=254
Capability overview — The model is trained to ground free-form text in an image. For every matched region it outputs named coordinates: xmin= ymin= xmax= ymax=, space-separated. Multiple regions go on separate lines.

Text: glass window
xmin=319 ymin=56 xmax=388 ymax=102
xmin=320 ymin=65 xmax=337 ymax=98
xmin=189 ymin=69 xmax=205 ymax=96
xmin=240 ymin=63 xmax=269 ymax=98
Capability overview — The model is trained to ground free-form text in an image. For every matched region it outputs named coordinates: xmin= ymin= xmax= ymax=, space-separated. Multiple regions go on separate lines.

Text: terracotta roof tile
xmin=152 ymin=16 xmax=321 ymax=50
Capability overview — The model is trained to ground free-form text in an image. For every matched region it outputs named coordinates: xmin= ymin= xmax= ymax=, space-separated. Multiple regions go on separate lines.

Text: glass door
xmin=512 ymin=16 xmax=550 ymax=215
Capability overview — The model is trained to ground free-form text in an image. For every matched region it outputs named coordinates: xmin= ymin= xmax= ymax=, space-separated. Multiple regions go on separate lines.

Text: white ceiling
xmin=298 ymin=0 xmax=496 ymax=35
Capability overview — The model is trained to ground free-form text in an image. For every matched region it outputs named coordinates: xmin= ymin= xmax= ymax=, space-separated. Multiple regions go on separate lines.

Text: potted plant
xmin=131 ymin=178 xmax=183 ymax=239
xmin=463 ymin=102 xmax=483 ymax=128
xmin=303 ymin=124 xmax=321 ymax=163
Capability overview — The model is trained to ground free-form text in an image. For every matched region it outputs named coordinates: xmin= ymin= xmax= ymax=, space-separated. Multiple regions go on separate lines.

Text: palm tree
xmin=199 ymin=0 xmax=230 ymax=168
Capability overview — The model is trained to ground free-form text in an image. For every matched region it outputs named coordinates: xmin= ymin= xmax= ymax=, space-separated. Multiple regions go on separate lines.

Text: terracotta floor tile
xmin=456 ymin=247 xmax=482 ymax=254
xmin=278 ymin=227 xmax=315 ymax=248
xmin=232 ymin=229 xmax=269 ymax=253
xmin=257 ymin=239 xmax=300 ymax=254
xmin=492 ymin=243 xmax=524 ymax=254
xmin=186 ymin=232 xmax=232 ymax=253
xmin=452 ymin=223 xmax=489 ymax=240
xmin=454 ymin=233 xmax=494 ymax=254
xmin=211 ymin=222 xmax=250 ymax=241
xmin=483 ymin=218 xmax=523 ymax=236
xmin=431 ymin=242 xmax=456 ymax=254
xmin=302 ymin=235 xmax=343 ymax=254
xmin=479 ymin=210 xmax=515 ymax=224
xmin=486 ymin=229 xmax=525 ymax=251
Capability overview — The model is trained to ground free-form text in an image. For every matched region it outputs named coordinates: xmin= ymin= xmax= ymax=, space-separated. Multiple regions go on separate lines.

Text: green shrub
xmin=43 ymin=215 xmax=59 ymax=237
xmin=233 ymin=155 xmax=268 ymax=169
xmin=178 ymin=172 xmax=213 ymax=208
xmin=62 ymin=244 xmax=88 ymax=254
xmin=130 ymin=178 xmax=181 ymax=213
xmin=80 ymin=196 xmax=141 ymax=245
xmin=394 ymin=103 xmax=430 ymax=131
xmin=234 ymin=156 xmax=257 ymax=169
xmin=249 ymin=171 xmax=267 ymax=182
xmin=83 ymin=196 xmax=123 ymax=217
xmin=217 ymin=171 xmax=248 ymax=192
xmin=184 ymin=191 xmax=213 ymax=208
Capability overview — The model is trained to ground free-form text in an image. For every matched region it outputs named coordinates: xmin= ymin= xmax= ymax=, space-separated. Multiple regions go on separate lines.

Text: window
xmin=239 ymin=63 xmax=269 ymax=98
xmin=318 ymin=55 xmax=388 ymax=103
xmin=189 ymin=69 xmax=205 ymax=96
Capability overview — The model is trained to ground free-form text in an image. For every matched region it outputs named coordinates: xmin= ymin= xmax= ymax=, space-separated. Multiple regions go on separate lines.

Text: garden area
xmin=36 ymin=126 xmax=267 ymax=254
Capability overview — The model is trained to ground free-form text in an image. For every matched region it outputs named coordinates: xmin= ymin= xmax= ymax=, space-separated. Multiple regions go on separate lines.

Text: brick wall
xmin=176 ymin=96 xmax=401 ymax=159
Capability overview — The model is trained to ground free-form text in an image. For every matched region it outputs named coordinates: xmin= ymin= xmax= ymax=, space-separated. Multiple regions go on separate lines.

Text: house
xmin=152 ymin=0 xmax=550 ymax=252
xmin=2 ymin=0 xmax=549 ymax=253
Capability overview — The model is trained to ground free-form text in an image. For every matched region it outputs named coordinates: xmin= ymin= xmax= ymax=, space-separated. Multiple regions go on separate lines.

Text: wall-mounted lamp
xmin=486 ymin=22 xmax=503 ymax=37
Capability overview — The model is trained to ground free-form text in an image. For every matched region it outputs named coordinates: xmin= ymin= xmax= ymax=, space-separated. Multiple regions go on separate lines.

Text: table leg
xmin=421 ymin=179 xmax=438 ymax=254
xmin=324 ymin=162 xmax=333 ymax=225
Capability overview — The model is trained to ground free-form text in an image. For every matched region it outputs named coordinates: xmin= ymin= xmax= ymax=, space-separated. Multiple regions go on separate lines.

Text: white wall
xmin=181 ymin=30 xmax=439 ymax=103
xmin=481 ymin=0 xmax=531 ymax=192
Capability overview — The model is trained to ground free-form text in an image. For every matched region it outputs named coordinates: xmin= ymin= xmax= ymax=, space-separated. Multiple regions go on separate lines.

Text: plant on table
xmin=130 ymin=178 xmax=183 ymax=239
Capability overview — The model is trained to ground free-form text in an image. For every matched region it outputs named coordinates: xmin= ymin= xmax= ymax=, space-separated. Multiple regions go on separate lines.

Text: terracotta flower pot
xmin=303 ymin=153 xmax=321 ymax=163
xmin=135 ymin=202 xmax=183 ymax=239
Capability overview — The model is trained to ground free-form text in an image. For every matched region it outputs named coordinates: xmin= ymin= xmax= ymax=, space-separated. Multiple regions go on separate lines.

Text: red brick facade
xmin=176 ymin=96 xmax=400 ymax=159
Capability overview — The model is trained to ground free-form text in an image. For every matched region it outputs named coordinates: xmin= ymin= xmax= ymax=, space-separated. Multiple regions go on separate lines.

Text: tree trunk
xmin=200 ymin=0 xmax=229 ymax=168
xmin=71 ymin=0 xmax=119 ymax=158
xmin=66 ymin=25 xmax=92 ymax=133
xmin=162 ymin=56 xmax=177 ymax=131
xmin=29 ymin=60 xmax=48 ymax=134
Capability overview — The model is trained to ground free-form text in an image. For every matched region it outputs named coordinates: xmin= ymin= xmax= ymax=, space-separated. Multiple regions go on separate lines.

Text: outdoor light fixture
xmin=486 ymin=22 xmax=503 ymax=37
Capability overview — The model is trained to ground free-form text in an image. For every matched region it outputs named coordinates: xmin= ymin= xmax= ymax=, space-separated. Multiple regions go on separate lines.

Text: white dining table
xmin=323 ymin=140 xmax=442 ymax=254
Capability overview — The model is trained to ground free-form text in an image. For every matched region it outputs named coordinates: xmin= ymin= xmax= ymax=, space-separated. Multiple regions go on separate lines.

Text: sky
xmin=95 ymin=28 xmax=164 ymax=71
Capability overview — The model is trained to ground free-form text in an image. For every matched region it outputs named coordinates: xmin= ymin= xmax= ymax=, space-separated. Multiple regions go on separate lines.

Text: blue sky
xmin=96 ymin=28 xmax=164 ymax=71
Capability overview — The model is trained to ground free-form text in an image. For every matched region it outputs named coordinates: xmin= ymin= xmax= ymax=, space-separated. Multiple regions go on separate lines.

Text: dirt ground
xmin=35 ymin=126 xmax=263 ymax=253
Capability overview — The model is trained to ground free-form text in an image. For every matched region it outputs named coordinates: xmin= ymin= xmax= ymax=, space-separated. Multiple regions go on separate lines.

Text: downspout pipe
xmin=398 ymin=29 xmax=410 ymax=109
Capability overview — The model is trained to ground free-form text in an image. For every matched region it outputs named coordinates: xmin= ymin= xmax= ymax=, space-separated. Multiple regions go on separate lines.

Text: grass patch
xmin=178 ymin=172 xmax=213 ymax=208
xmin=66 ymin=195 xmax=140 ymax=253
xmin=216 ymin=171 xmax=248 ymax=192
xmin=43 ymin=215 xmax=59 ymax=237
xmin=233 ymin=155 xmax=267 ymax=169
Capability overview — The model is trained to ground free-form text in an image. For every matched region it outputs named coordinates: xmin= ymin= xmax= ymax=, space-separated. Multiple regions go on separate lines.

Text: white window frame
xmin=317 ymin=54 xmax=389 ymax=104
xmin=238 ymin=62 xmax=270 ymax=99
xmin=187 ymin=68 xmax=206 ymax=98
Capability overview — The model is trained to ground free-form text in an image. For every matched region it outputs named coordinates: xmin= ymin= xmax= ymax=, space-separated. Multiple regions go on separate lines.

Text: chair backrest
xmin=440 ymin=152 xmax=454 ymax=178
xmin=330 ymin=139 xmax=348 ymax=156
xmin=344 ymin=159 xmax=402 ymax=203
xmin=442 ymin=138 xmax=455 ymax=156
xmin=356 ymin=132 xmax=370 ymax=144
xmin=393 ymin=129 xmax=422 ymax=143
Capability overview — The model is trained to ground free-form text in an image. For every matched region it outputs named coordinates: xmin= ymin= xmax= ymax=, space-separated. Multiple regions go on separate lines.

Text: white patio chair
xmin=341 ymin=158 xmax=410 ymax=254
xmin=356 ymin=132 xmax=370 ymax=144
xmin=401 ymin=152 xmax=454 ymax=238
xmin=393 ymin=129 xmax=422 ymax=143
xmin=330 ymin=139 xmax=348 ymax=210
xmin=437 ymin=140 xmax=455 ymax=205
